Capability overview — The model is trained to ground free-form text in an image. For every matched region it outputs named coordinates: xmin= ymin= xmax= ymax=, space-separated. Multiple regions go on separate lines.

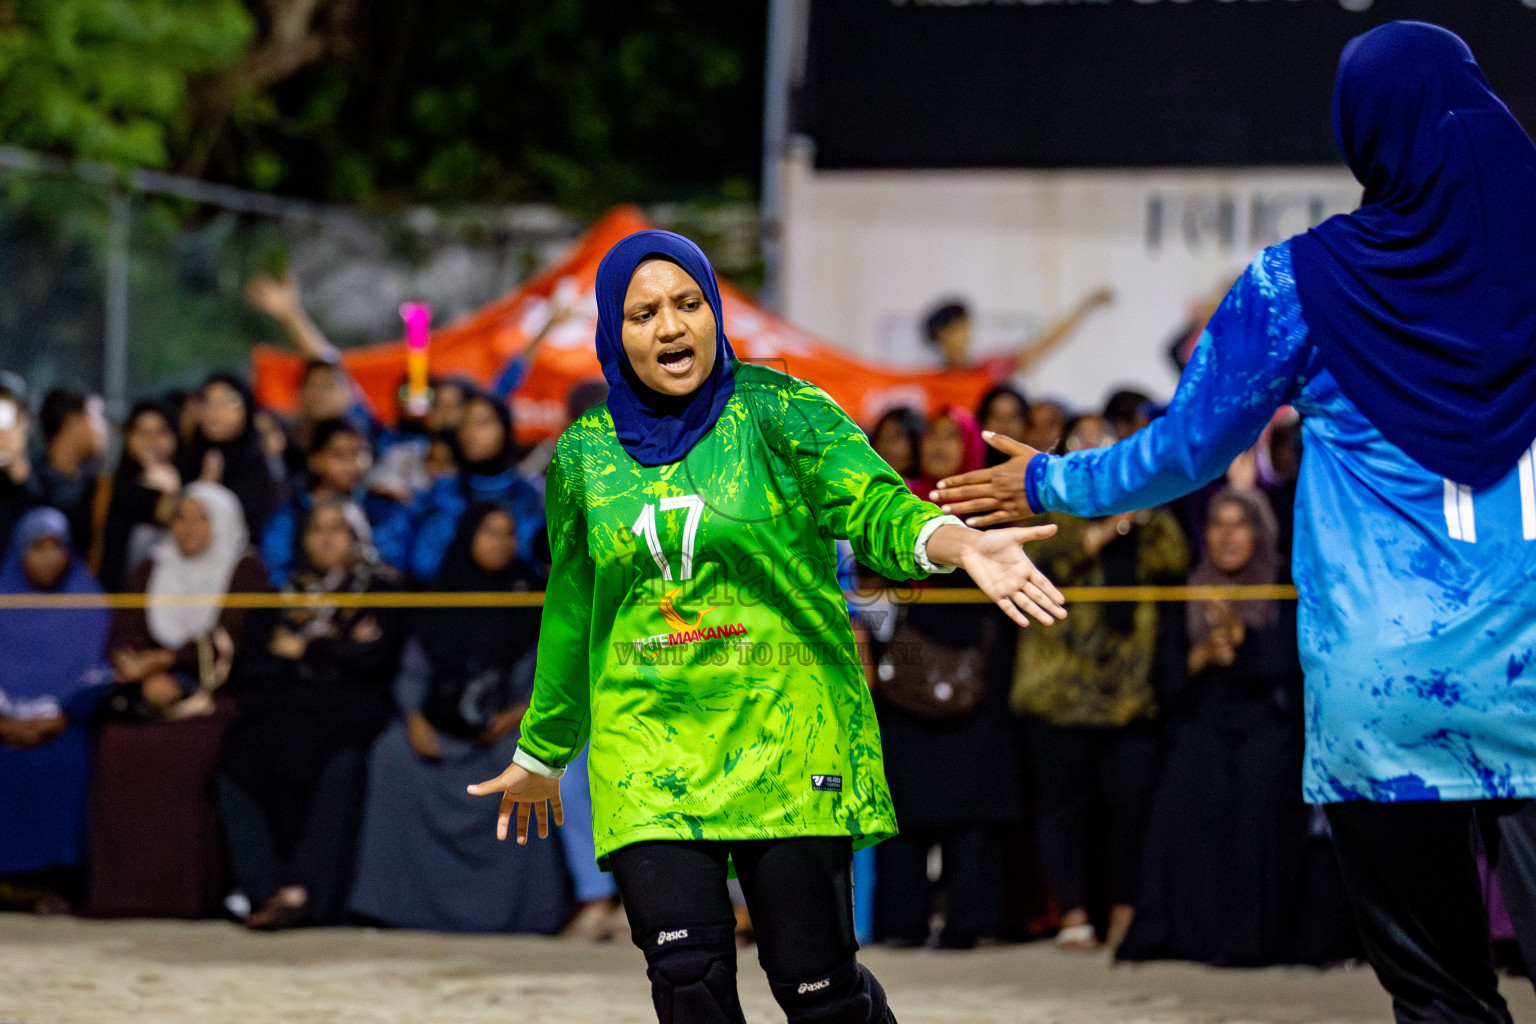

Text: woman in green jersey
xmin=470 ymin=231 xmax=1065 ymax=1024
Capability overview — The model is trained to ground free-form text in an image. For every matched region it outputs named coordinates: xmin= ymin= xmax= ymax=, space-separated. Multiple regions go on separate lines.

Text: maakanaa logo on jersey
xmin=631 ymin=587 xmax=748 ymax=655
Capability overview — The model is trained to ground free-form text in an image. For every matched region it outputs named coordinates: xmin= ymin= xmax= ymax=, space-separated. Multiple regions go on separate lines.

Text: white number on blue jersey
xmin=1520 ymin=445 xmax=1536 ymax=541
xmin=1443 ymin=480 xmax=1477 ymax=543
xmin=1444 ymin=445 xmax=1536 ymax=543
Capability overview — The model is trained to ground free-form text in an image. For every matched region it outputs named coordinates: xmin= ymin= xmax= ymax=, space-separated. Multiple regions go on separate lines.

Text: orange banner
xmin=253 ymin=206 xmax=1001 ymax=446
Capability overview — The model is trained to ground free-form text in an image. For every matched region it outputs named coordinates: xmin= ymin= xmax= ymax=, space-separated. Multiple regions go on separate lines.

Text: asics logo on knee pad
xmin=656 ymin=928 xmax=689 ymax=945
xmin=797 ymin=978 xmax=831 ymax=995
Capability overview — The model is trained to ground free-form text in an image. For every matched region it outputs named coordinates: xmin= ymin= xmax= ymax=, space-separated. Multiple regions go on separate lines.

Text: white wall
xmin=779 ymin=150 xmax=1359 ymax=409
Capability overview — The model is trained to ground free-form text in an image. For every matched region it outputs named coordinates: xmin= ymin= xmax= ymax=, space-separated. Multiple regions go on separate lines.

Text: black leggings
xmin=1029 ymin=719 xmax=1158 ymax=911
xmin=610 ymin=836 xmax=891 ymax=1024
xmin=1327 ymin=800 xmax=1536 ymax=1024
xmin=875 ymin=824 xmax=1001 ymax=948
xmin=215 ymin=748 xmax=366 ymax=925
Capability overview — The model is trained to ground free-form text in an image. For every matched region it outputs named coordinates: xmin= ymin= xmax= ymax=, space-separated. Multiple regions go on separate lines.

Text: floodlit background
xmin=3 ymin=3 xmax=1535 ymax=1023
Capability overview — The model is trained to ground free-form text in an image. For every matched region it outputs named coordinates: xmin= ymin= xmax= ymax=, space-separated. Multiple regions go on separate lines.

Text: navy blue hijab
xmin=1292 ymin=22 xmax=1536 ymax=490
xmin=594 ymin=230 xmax=737 ymax=466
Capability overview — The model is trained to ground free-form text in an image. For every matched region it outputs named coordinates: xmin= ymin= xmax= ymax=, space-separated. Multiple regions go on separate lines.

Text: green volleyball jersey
xmin=516 ymin=361 xmax=947 ymax=866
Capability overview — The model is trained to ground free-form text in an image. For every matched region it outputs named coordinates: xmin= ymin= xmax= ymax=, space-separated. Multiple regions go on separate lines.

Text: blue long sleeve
xmin=490 ymin=354 xmax=529 ymax=402
xmin=409 ymin=479 xmax=464 ymax=583
xmin=259 ymin=497 xmax=302 ymax=588
xmin=266 ymin=490 xmax=416 ymax=583
xmin=507 ymin=477 xmax=546 ymax=569
xmin=363 ymin=492 xmax=417 ymax=574
xmin=347 ymin=382 xmax=383 ymax=441
xmin=1031 ymin=242 xmax=1314 ymax=518
xmin=409 ymin=469 xmax=546 ymax=583
xmin=1031 ymin=240 xmax=1536 ymax=807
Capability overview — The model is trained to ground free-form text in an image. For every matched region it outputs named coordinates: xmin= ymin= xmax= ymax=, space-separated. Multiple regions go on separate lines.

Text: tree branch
xmin=223 ymin=0 xmax=332 ymax=96
xmin=180 ymin=0 xmax=347 ymax=177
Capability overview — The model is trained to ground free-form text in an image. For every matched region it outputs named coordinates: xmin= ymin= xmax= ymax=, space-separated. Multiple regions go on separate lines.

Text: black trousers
xmin=1327 ymin=800 xmax=1536 ymax=1024
xmin=1028 ymin=719 xmax=1158 ymax=912
xmin=874 ymin=823 xmax=1001 ymax=948
xmin=610 ymin=836 xmax=880 ymax=1022
xmin=215 ymin=747 xmax=366 ymax=925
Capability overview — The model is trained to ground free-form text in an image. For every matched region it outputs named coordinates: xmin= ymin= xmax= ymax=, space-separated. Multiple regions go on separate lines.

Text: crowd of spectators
xmin=857 ymin=382 xmax=1370 ymax=965
xmin=0 ymin=278 xmax=623 ymax=939
xmin=0 ymin=277 xmax=1445 ymax=971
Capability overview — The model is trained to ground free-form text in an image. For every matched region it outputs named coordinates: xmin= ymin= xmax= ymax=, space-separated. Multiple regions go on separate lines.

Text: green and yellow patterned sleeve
xmin=512 ymin=443 xmax=594 ymax=778
xmin=771 ymin=379 xmax=951 ymax=581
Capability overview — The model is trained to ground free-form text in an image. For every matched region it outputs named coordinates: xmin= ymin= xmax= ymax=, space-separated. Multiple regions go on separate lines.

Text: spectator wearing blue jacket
xmin=260 ymin=419 xmax=416 ymax=587
xmin=409 ymin=389 xmax=544 ymax=584
xmin=932 ymin=23 xmax=1536 ymax=1024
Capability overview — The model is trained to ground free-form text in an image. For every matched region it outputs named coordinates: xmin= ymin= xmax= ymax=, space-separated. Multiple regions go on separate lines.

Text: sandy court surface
xmin=2 ymin=916 xmax=1533 ymax=1024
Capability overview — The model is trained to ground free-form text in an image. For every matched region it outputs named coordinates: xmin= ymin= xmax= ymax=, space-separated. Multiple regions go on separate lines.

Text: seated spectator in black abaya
xmin=216 ymin=497 xmax=403 ymax=929
xmin=1117 ymin=487 xmax=1353 ymax=966
xmin=351 ymin=501 xmax=569 ymax=933
xmin=177 ymin=374 xmax=280 ymax=539
xmin=97 ymin=401 xmax=182 ymax=593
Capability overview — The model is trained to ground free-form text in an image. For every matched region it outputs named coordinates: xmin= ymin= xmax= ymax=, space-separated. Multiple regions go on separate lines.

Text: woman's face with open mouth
xmin=620 ymin=258 xmax=718 ymax=398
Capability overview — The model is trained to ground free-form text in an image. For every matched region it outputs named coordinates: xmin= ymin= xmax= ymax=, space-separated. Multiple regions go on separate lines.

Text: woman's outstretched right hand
xmin=957 ymin=525 xmax=1070 ymax=628
xmin=467 ymin=762 xmax=563 ymax=844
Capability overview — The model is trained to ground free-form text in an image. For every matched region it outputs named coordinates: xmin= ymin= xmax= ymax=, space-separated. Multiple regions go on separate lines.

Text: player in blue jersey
xmin=934 ymin=23 xmax=1536 ymax=1024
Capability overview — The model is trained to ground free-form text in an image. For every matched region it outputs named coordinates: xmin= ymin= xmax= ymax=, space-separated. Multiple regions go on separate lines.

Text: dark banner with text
xmin=800 ymin=0 xmax=1536 ymax=169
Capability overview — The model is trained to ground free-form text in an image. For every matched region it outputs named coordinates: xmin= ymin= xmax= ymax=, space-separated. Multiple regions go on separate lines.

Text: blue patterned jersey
xmin=1027 ymin=240 xmax=1536 ymax=804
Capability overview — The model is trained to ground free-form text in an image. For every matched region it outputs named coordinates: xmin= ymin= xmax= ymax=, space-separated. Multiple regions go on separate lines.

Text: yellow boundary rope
xmin=0 ymin=585 xmax=1297 ymax=610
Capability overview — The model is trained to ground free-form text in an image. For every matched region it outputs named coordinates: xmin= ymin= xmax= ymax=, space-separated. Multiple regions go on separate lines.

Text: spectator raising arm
xmin=489 ymin=283 xmax=580 ymax=401
xmin=1010 ymin=286 xmax=1116 ymax=375
xmin=933 ymin=251 xmax=1311 ymax=524
xmin=245 ymin=271 xmax=340 ymax=363
xmin=245 ymin=271 xmax=382 ymax=434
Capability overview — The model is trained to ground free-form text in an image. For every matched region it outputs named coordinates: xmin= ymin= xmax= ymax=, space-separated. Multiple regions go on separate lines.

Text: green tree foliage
xmin=0 ymin=0 xmax=766 ymax=209
xmin=207 ymin=0 xmax=767 ymax=211
xmin=0 ymin=0 xmax=254 ymax=167
xmin=0 ymin=1 xmax=767 ymax=401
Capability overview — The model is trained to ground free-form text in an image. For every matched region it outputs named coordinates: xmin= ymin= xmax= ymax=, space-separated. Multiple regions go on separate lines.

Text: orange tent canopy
xmin=253 ymin=206 xmax=1000 ymax=446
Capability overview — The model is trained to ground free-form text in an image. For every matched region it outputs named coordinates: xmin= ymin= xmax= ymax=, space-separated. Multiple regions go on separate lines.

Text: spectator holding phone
xmin=32 ymin=390 xmax=107 ymax=559
xmin=0 ymin=384 xmax=39 ymax=555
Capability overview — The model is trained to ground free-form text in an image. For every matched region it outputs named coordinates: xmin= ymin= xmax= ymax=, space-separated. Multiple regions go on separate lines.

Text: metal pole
xmin=0 ymin=144 xmax=346 ymax=224
xmin=759 ymin=0 xmax=794 ymax=311
xmin=103 ymin=190 xmax=130 ymax=422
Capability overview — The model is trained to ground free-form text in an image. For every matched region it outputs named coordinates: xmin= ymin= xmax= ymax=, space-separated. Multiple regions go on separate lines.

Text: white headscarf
xmin=146 ymin=481 xmax=250 ymax=650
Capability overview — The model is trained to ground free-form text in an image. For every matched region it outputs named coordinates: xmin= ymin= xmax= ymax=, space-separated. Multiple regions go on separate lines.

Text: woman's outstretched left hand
xmin=954 ymin=524 xmax=1069 ymax=628
xmin=467 ymin=762 xmax=563 ymax=844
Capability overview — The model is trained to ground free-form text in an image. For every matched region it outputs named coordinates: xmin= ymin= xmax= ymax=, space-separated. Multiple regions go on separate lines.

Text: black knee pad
xmin=642 ymin=923 xmax=745 ymax=1024
xmin=768 ymin=958 xmax=895 ymax=1024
